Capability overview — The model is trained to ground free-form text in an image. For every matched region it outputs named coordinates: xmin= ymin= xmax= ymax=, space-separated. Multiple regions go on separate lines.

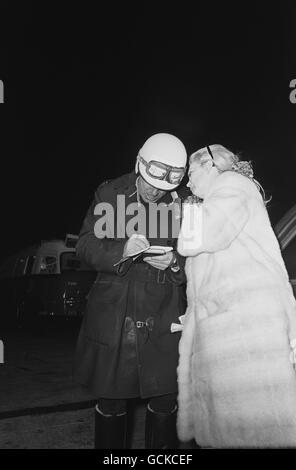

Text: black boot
xmin=145 ymin=404 xmax=178 ymax=449
xmin=94 ymin=404 xmax=127 ymax=449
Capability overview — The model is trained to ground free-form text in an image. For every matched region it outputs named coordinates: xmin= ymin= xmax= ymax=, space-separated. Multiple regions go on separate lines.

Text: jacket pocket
xmin=84 ymin=280 xmax=128 ymax=347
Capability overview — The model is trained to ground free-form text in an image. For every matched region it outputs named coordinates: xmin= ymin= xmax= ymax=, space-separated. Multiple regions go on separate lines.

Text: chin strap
xmin=135 ymin=176 xmax=142 ymax=206
xmin=133 ymin=176 xmax=179 ymax=207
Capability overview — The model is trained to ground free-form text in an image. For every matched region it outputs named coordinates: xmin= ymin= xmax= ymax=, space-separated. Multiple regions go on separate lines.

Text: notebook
xmin=113 ymin=246 xmax=173 ymax=267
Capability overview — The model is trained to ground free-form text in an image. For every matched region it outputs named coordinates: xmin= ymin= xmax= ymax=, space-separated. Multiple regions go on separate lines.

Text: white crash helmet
xmin=135 ymin=133 xmax=187 ymax=190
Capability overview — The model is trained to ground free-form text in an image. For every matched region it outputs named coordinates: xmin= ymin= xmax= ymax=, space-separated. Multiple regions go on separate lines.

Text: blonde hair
xmin=189 ymin=144 xmax=271 ymax=205
xmin=189 ymin=144 xmax=238 ymax=171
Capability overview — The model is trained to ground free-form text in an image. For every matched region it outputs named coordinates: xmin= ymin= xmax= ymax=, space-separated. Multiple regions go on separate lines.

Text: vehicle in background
xmin=0 ymin=234 xmax=96 ymax=329
xmin=3 ymin=206 xmax=296 ymax=331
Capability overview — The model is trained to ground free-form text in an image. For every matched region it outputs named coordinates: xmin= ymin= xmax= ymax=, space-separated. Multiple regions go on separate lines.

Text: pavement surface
xmin=0 ymin=322 xmax=146 ymax=449
xmin=0 ymin=321 xmax=193 ymax=449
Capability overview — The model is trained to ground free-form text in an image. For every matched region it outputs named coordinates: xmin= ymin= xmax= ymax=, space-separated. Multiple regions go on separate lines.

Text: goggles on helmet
xmin=137 ymin=154 xmax=186 ymax=185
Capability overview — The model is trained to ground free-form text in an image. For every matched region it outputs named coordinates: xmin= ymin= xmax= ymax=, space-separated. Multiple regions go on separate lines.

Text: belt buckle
xmin=136 ymin=321 xmax=145 ymax=328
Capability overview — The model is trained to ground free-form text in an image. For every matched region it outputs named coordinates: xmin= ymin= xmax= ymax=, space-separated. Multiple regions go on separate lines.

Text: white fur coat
xmin=177 ymin=171 xmax=296 ymax=448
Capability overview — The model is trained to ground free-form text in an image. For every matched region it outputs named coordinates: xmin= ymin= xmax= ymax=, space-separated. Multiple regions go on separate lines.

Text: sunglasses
xmin=206 ymin=146 xmax=216 ymax=166
xmin=138 ymin=154 xmax=186 ymax=185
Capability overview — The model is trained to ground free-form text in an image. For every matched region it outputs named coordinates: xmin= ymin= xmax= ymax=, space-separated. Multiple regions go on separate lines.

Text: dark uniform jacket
xmin=73 ymin=171 xmax=188 ymax=398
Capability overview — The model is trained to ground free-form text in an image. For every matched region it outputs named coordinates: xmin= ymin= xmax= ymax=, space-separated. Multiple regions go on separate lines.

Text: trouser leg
xmin=94 ymin=398 xmax=127 ymax=449
xmin=145 ymin=393 xmax=178 ymax=449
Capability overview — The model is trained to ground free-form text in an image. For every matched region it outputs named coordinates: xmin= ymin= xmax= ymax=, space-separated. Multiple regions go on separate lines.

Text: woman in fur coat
xmin=177 ymin=144 xmax=296 ymax=448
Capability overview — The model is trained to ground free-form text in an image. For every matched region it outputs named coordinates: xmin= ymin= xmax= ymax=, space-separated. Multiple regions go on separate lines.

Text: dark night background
xmin=0 ymin=3 xmax=295 ymax=262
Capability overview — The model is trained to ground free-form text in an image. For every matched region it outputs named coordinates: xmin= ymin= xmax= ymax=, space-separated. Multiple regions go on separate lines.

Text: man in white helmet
xmin=74 ymin=133 xmax=189 ymax=449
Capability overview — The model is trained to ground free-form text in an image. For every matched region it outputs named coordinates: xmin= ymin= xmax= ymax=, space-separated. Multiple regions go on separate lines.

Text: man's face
xmin=138 ymin=176 xmax=167 ymax=203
